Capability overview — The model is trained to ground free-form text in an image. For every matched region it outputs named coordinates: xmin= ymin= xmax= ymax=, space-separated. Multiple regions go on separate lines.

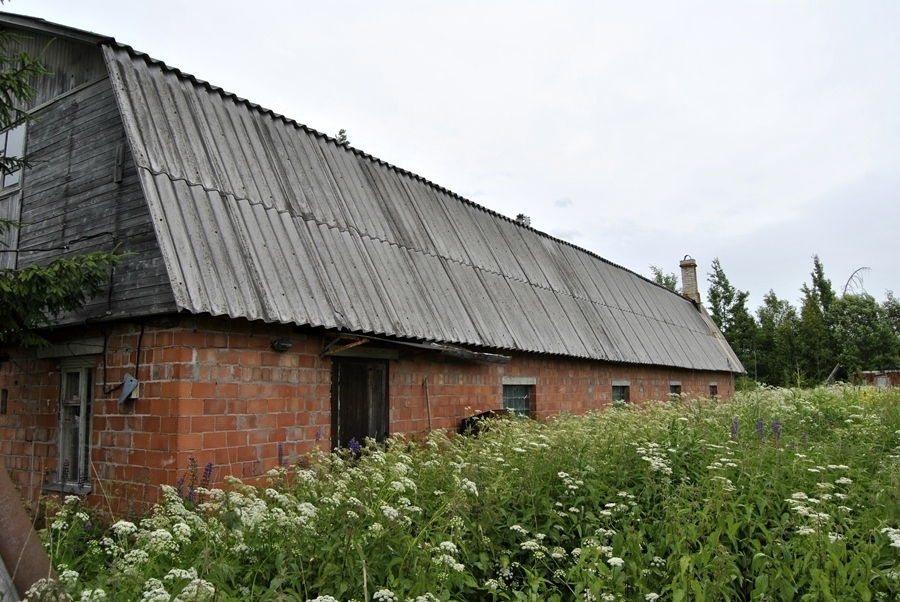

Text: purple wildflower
xmin=315 ymin=428 xmax=322 ymax=443
xmin=802 ymin=432 xmax=808 ymax=446
xmin=772 ymin=419 xmax=781 ymax=439
xmin=730 ymin=417 xmax=739 ymax=441
xmin=176 ymin=474 xmax=186 ymax=499
xmin=348 ymin=437 xmax=361 ymax=456
xmin=201 ymin=461 xmax=214 ymax=487
xmin=278 ymin=442 xmax=284 ymax=467
xmin=61 ymin=459 xmax=70 ymax=484
xmin=756 ymin=417 xmax=765 ymax=440
xmin=77 ymin=466 xmax=87 ymax=490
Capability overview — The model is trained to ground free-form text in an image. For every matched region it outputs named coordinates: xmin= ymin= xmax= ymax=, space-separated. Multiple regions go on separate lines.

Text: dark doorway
xmin=331 ymin=358 xmax=389 ymax=451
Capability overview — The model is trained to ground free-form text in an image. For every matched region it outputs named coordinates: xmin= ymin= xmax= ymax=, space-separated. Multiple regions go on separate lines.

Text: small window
xmin=612 ymin=385 xmax=630 ymax=403
xmin=503 ymin=384 xmax=532 ymax=417
xmin=669 ymin=383 xmax=682 ymax=401
xmin=0 ymin=124 xmax=26 ymax=190
xmin=59 ymin=357 xmax=95 ymax=490
xmin=709 ymin=384 xmax=718 ymax=397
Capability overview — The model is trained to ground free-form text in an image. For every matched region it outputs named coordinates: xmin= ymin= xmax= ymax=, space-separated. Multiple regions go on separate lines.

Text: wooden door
xmin=331 ymin=359 xmax=389 ymax=451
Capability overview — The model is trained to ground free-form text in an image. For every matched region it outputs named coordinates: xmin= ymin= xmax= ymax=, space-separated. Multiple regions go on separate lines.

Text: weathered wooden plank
xmin=14 ymin=70 xmax=176 ymax=324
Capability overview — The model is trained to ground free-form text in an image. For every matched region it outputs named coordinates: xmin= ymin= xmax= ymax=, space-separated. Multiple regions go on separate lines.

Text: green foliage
xmin=0 ymin=245 xmax=122 ymax=347
xmin=0 ymin=28 xmax=50 ymax=176
xmin=828 ymin=293 xmax=900 ymax=376
xmin=649 ymin=265 xmax=679 ymax=293
xmin=709 ymin=256 xmax=899 ymax=388
xmin=755 ymin=290 xmax=799 ymax=387
xmin=706 ymin=258 xmax=758 ymax=375
xmin=42 ymin=387 xmax=900 ymax=601
xmin=796 ymin=256 xmax=839 ymax=385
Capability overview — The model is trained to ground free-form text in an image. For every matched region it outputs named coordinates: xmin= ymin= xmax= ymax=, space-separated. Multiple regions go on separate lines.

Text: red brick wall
xmin=389 ymin=351 xmax=733 ymax=433
xmin=0 ymin=314 xmax=734 ymax=516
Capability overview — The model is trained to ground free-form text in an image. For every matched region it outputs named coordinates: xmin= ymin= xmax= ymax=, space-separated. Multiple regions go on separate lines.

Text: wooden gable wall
xmin=7 ymin=28 xmax=108 ymax=112
xmin=12 ymin=36 xmax=176 ymax=322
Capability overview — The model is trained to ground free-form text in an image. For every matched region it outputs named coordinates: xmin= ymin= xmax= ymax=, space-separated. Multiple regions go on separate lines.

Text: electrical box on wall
xmin=117 ymin=374 xmax=139 ymax=404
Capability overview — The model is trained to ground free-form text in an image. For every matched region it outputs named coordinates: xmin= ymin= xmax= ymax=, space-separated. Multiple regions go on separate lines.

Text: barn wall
xmin=0 ymin=315 xmax=733 ymax=516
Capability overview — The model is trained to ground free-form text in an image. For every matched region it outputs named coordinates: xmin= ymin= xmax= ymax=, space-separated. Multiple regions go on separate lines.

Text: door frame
xmin=330 ymin=357 xmax=389 ymax=451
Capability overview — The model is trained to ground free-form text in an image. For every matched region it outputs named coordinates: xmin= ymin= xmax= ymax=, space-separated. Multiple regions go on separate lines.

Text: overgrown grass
xmin=33 ymin=386 xmax=900 ymax=601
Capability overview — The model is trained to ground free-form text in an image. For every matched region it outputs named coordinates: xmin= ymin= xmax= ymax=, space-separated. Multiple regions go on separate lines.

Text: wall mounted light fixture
xmin=271 ymin=338 xmax=293 ymax=352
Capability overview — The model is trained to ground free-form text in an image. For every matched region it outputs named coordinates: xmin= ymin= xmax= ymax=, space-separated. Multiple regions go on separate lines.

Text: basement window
xmin=612 ymin=381 xmax=630 ymax=404
xmin=503 ymin=384 xmax=532 ymax=418
xmin=669 ymin=382 xmax=682 ymax=401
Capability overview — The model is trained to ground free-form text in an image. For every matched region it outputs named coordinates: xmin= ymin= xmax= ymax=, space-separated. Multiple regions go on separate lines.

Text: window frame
xmin=502 ymin=383 xmax=533 ymax=418
xmin=611 ymin=380 xmax=631 ymax=404
xmin=0 ymin=123 xmax=26 ymax=192
xmin=57 ymin=356 xmax=96 ymax=493
xmin=669 ymin=382 xmax=682 ymax=401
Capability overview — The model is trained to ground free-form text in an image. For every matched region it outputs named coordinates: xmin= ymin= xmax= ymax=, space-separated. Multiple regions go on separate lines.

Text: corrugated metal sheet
xmin=103 ymin=44 xmax=742 ymax=372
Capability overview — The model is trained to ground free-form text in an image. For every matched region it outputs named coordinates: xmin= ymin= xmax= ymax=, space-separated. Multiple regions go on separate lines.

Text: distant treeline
xmin=652 ymin=257 xmax=900 ymax=388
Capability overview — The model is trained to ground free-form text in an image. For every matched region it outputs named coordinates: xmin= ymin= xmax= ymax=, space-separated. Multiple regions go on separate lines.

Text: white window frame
xmin=58 ymin=356 xmax=96 ymax=492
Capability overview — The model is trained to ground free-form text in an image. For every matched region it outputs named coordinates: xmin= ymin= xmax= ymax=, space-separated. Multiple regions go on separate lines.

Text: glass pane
xmin=503 ymin=385 xmax=530 ymax=417
xmin=612 ymin=386 xmax=629 ymax=402
xmin=5 ymin=125 xmax=24 ymax=158
xmin=63 ymin=372 xmax=81 ymax=404
xmin=2 ymin=125 xmax=24 ymax=188
xmin=3 ymin=168 xmax=20 ymax=188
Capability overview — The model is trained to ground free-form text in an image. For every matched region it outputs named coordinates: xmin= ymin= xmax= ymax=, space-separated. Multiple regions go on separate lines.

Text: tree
xmin=796 ymin=256 xmax=837 ymax=384
xmin=336 ymin=128 xmax=349 ymax=145
xmin=755 ymin=290 xmax=799 ymax=386
xmin=883 ymin=291 xmax=900 ymax=339
xmin=649 ymin=265 xmax=679 ymax=293
xmin=706 ymin=258 xmax=758 ymax=376
xmin=827 ymin=293 xmax=900 ymax=377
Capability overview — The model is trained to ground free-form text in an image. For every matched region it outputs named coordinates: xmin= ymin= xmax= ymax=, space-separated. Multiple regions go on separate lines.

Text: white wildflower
xmin=607 ymin=556 xmax=625 ymax=567
xmin=59 ymin=569 xmax=79 ymax=589
xmin=111 ymin=520 xmax=137 ymax=537
xmin=164 ymin=567 xmax=198 ymax=581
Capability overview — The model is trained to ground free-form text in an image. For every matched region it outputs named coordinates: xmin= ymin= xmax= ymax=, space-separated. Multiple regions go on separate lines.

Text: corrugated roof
xmin=102 ymin=44 xmax=742 ymax=372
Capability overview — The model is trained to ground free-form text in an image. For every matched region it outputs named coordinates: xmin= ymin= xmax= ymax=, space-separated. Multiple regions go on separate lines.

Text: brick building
xmin=0 ymin=13 xmax=742 ymax=513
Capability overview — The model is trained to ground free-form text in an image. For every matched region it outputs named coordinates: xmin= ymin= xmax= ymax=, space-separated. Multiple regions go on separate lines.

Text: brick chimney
xmin=680 ymin=256 xmax=701 ymax=303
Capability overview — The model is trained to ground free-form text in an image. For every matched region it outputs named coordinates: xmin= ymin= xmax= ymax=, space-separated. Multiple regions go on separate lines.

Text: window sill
xmin=42 ymin=482 xmax=91 ymax=496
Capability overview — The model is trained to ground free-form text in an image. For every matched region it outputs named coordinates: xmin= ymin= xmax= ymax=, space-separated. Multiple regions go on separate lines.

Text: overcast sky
xmin=14 ymin=0 xmax=900 ymax=310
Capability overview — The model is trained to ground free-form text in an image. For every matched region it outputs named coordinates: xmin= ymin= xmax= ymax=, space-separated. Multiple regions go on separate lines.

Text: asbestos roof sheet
xmin=103 ymin=44 xmax=742 ymax=372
